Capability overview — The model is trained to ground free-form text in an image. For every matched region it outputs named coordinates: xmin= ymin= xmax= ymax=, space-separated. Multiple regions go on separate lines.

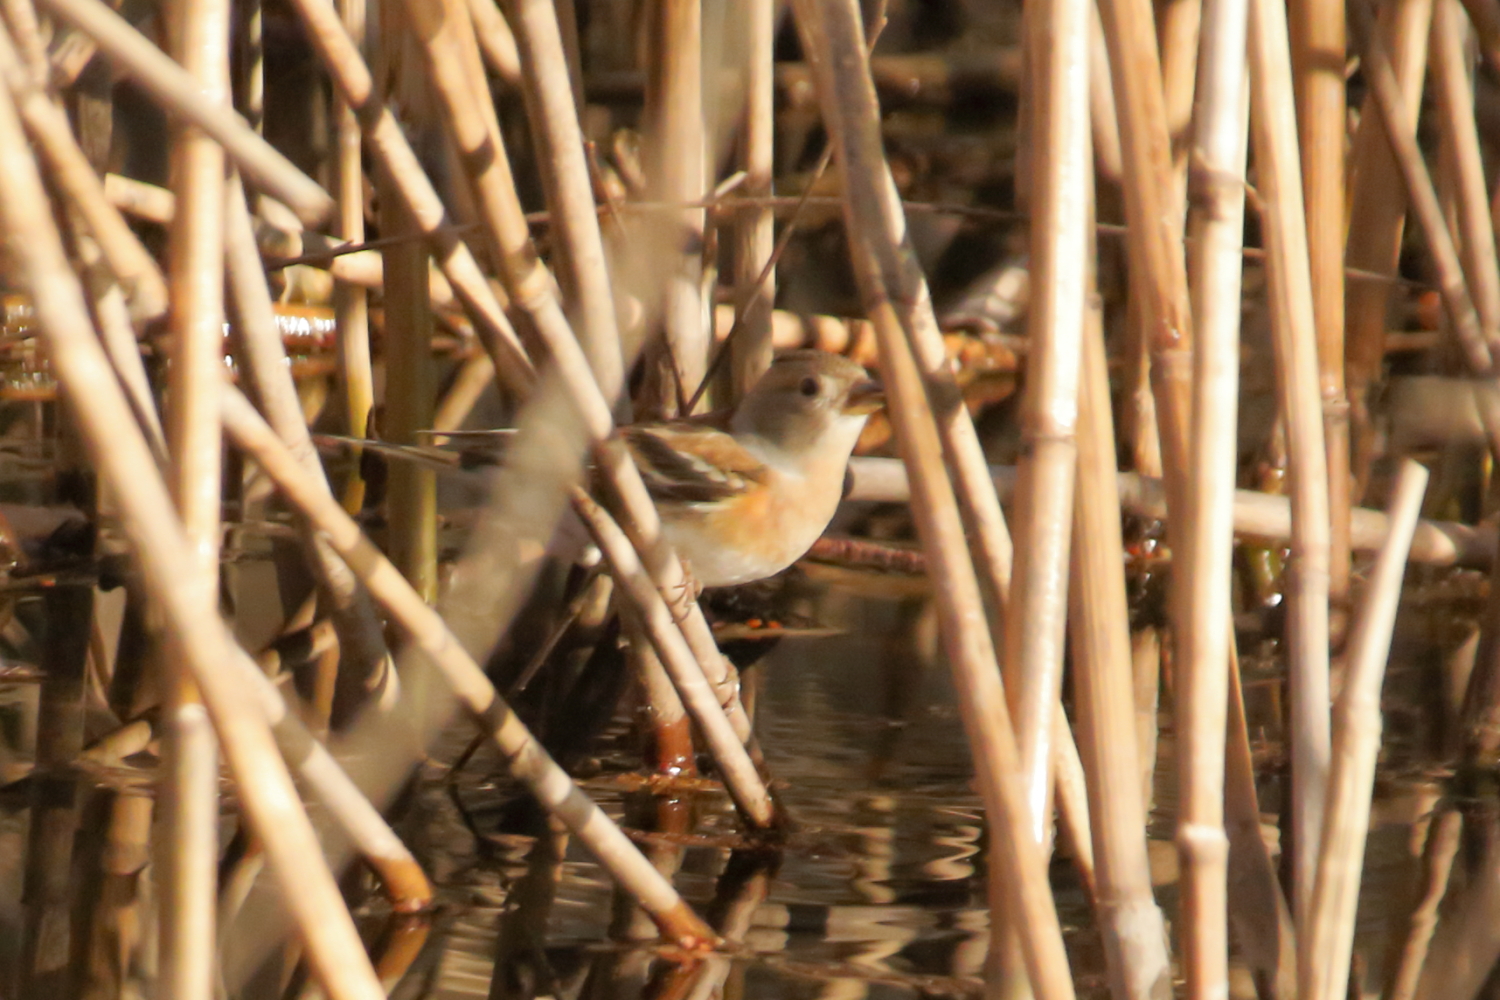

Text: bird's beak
xmin=842 ymin=379 xmax=885 ymax=415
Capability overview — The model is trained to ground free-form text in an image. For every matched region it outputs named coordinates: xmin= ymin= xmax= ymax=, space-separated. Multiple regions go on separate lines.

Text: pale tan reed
xmin=1303 ymin=459 xmax=1429 ymax=1000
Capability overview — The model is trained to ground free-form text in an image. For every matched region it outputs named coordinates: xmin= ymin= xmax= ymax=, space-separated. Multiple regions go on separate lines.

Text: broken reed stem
xmin=1052 ymin=706 xmax=1097 ymax=898
xmin=845 ymin=456 xmax=1494 ymax=567
xmin=570 ymin=489 xmax=774 ymax=827
xmin=0 ymin=24 xmax=166 ymax=323
xmin=1000 ymin=0 xmax=1090 ymax=853
xmin=1349 ymin=0 xmax=1491 ymax=371
xmin=218 ymin=387 xmax=720 ymax=946
xmin=35 ymin=0 xmax=331 ymax=225
xmin=283 ymin=0 xmax=536 ymax=392
xmin=1069 ymin=237 xmax=1172 ymax=1000
xmin=161 ymin=0 xmax=230 ymax=989
xmin=1343 ymin=0 xmax=1438 ymax=491
xmin=789 ymin=2 xmax=1074 ymax=998
xmin=1289 ymin=0 xmax=1351 ymax=627
xmin=333 ymin=0 xmax=372 ymax=516
xmin=1303 ymin=459 xmax=1428 ymax=1000
xmin=1177 ymin=0 xmax=1249 ymax=993
xmin=1432 ymin=0 xmax=1500 ymax=340
xmin=507 ymin=0 xmax=628 ymax=405
xmin=0 ymin=73 xmax=386 ymax=1000
xmin=1249 ymin=0 xmax=1334 ymax=932
xmin=729 ymin=0 xmax=778 ymax=400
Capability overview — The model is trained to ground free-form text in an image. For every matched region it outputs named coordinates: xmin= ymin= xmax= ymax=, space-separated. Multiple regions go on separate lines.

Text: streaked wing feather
xmin=621 ymin=423 xmax=766 ymax=505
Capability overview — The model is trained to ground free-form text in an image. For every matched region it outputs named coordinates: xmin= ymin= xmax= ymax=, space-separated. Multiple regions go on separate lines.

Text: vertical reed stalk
xmin=381 ymin=187 xmax=439 ymax=601
xmin=1343 ymin=0 xmax=1435 ymax=491
xmin=467 ymin=0 xmax=523 ymax=86
xmin=627 ymin=625 xmax=697 ymax=775
xmin=646 ymin=0 xmax=709 ymax=408
xmin=1385 ymin=807 xmax=1462 ymax=1000
xmin=161 ymin=0 xmax=230 ymax=991
xmin=1432 ymin=0 xmax=1500 ymax=342
xmin=507 ymin=0 xmax=628 ymax=404
xmin=1249 ymin=0 xmax=1334 ymax=933
xmin=1303 ymin=459 xmax=1428 ymax=1000
xmin=1157 ymin=0 xmax=1201 ymax=206
xmin=1001 ymin=0 xmax=1090 ymax=850
xmin=1070 ymin=229 xmax=1172 ymax=1000
xmin=1289 ymin=0 xmax=1350 ymax=632
xmin=790 ymin=2 xmax=1074 ymax=997
xmin=1096 ymin=0 xmax=1195 ymax=514
xmin=334 ymin=0 xmax=372 ymax=516
xmin=730 ymin=0 xmax=777 ymax=400
xmin=219 ymin=389 xmax=720 ymax=946
xmin=0 ymin=73 xmax=387 ymax=1000
xmin=1348 ymin=0 xmax=1491 ymax=372
xmin=1176 ymin=0 xmax=1249 ymax=994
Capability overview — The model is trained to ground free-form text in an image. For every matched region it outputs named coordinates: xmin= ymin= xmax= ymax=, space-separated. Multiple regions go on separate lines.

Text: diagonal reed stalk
xmin=1249 ymin=0 xmax=1334 ymax=935
xmin=1303 ymin=459 xmax=1429 ymax=1000
xmin=1177 ymin=2 xmax=1250 ymax=998
xmin=789 ymin=1 xmax=1074 ymax=997
xmin=0 ymin=67 xmax=388 ymax=1000
xmin=219 ymin=386 xmax=719 ymax=946
xmin=160 ymin=0 xmax=231 ymax=991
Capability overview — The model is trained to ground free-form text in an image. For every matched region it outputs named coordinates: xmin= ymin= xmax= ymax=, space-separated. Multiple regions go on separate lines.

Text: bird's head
xmin=731 ymin=350 xmax=884 ymax=465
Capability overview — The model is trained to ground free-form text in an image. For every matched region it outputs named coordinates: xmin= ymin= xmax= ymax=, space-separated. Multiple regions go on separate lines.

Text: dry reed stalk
xmin=1096 ymin=0 xmax=1195 ymax=516
xmin=225 ymin=175 xmax=395 ymax=723
xmin=1432 ymin=0 xmax=1500 ymax=341
xmin=1343 ymin=0 xmax=1435 ymax=491
xmin=218 ymin=387 xmax=719 ymax=946
xmin=1069 ymin=246 xmax=1172 ymax=1000
xmin=845 ymin=455 xmax=1494 ymax=566
xmin=466 ymin=0 xmax=523 ymax=86
xmin=1302 ymin=459 xmax=1428 ymax=1000
xmin=507 ymin=0 xmax=628 ymax=404
xmin=0 ymin=76 xmax=386 ymax=1000
xmin=433 ymin=353 xmax=498 ymax=435
xmin=1052 ymin=708 xmax=1097 ymax=899
xmin=790 ymin=2 xmax=1074 ymax=997
xmin=1459 ymin=0 xmax=1500 ymax=70
xmin=333 ymin=0 xmax=372 ymax=517
xmin=627 ymin=621 xmax=697 ymax=775
xmin=1089 ymin=5 xmax=1125 ymax=186
xmin=1157 ymin=0 xmax=1201 ymax=206
xmin=1176 ymin=0 xmax=1249 ymax=993
xmin=1384 ymin=807 xmax=1462 ymax=1000
xmin=80 ymin=235 xmax=168 ymax=459
xmin=35 ymin=0 xmax=330 ymax=225
xmin=1000 ymin=0 xmax=1090 ymax=854
xmin=1248 ymin=0 xmax=1334 ymax=933
xmin=644 ymin=0 xmax=709 ymax=408
xmin=282 ymin=0 xmax=536 ymax=393
xmin=1289 ymin=0 xmax=1351 ymax=628
xmin=381 ymin=188 xmax=440 ymax=601
xmin=1224 ymin=642 xmax=1297 ymax=998
xmin=0 ymin=25 xmax=166 ymax=323
xmin=571 ymin=489 xmax=774 ymax=826
xmin=729 ymin=0 xmax=778 ymax=400
xmin=160 ymin=0 xmax=231 ymax=990
xmin=0 ymin=0 xmax=49 ymax=85
xmin=1349 ymin=0 xmax=1491 ymax=372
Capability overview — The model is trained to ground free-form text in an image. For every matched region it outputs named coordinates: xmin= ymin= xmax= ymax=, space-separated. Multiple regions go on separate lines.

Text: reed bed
xmin=2 ymin=0 xmax=1500 ymax=998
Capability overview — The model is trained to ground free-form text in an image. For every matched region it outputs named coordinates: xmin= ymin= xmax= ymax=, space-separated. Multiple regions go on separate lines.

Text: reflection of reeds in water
xmin=8 ymin=0 xmax=1500 ymax=997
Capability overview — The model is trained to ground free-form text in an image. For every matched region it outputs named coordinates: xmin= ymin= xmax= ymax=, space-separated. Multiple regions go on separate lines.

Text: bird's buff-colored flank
xmin=621 ymin=350 xmax=883 ymax=587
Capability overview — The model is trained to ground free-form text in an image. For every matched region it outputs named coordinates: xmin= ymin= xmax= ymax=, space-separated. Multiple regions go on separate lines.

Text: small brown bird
xmin=621 ymin=350 xmax=883 ymax=587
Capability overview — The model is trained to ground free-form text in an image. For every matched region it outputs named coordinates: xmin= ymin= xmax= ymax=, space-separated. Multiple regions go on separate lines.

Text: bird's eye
xmin=799 ymin=376 xmax=820 ymax=397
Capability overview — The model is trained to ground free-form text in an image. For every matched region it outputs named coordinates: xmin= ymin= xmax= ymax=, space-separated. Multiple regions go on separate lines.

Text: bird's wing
xmin=620 ymin=422 xmax=768 ymax=505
